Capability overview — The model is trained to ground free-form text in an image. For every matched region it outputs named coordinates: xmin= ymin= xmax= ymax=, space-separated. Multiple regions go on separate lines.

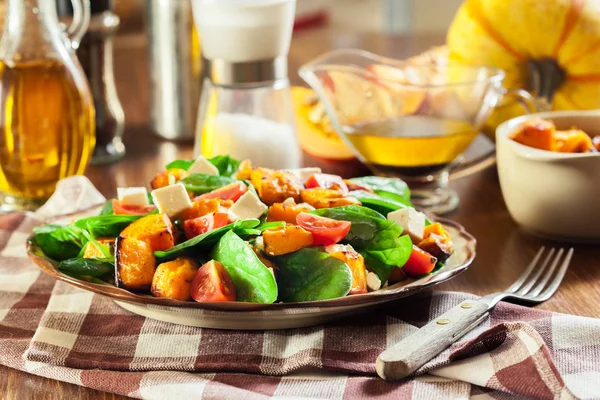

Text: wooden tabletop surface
xmin=2 ymin=27 xmax=599 ymax=400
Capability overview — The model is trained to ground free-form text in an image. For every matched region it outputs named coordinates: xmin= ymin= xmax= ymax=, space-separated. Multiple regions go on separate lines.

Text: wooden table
xmin=2 ymin=27 xmax=599 ymax=400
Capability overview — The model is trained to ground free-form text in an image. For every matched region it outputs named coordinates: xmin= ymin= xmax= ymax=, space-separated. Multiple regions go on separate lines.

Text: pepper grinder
xmin=57 ymin=0 xmax=126 ymax=164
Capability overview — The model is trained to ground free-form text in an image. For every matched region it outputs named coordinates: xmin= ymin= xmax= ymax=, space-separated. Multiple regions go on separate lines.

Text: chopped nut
xmin=366 ymin=272 xmax=382 ymax=292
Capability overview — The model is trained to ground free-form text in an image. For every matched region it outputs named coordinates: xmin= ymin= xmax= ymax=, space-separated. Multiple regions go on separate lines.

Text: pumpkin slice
xmin=115 ymin=236 xmax=156 ymax=291
xmin=292 ymin=86 xmax=355 ymax=161
xmin=120 ymin=213 xmax=175 ymax=252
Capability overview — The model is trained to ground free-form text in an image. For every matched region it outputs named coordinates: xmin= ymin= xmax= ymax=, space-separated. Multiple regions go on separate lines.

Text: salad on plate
xmin=30 ymin=155 xmax=454 ymax=304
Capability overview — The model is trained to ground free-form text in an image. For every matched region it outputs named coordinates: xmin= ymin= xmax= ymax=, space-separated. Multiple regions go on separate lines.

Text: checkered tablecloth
xmin=2 ymin=211 xmax=599 ymax=399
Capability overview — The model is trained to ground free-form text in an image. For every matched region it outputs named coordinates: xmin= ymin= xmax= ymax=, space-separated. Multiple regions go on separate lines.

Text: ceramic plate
xmin=27 ymin=212 xmax=475 ymax=330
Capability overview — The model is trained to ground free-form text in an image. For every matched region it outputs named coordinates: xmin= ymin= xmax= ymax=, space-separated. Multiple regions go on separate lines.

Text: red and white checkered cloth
xmin=2 ymin=212 xmax=599 ymax=399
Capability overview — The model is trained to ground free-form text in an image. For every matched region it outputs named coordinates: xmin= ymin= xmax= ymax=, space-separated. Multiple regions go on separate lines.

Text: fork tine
xmin=537 ymin=247 xmax=574 ymax=301
xmin=517 ymin=248 xmax=556 ymax=295
xmin=507 ymin=246 xmax=545 ymax=293
xmin=528 ymin=248 xmax=564 ymax=297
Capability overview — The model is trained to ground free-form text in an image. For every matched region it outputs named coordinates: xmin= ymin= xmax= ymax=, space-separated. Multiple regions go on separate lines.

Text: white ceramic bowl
xmin=496 ymin=111 xmax=600 ymax=242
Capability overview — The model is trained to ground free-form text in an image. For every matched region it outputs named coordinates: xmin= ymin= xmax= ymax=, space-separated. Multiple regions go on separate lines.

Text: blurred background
xmin=0 ymin=0 xmax=462 ymax=35
xmin=117 ymin=0 xmax=462 ymax=35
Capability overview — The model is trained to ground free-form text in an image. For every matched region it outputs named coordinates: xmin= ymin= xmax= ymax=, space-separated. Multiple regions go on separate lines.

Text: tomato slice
xmin=196 ymin=182 xmax=248 ymax=202
xmin=190 ymin=260 xmax=236 ymax=302
xmin=296 ymin=212 xmax=351 ymax=246
xmin=183 ymin=212 xmax=229 ymax=239
xmin=402 ymin=245 xmax=437 ymax=277
xmin=112 ymin=199 xmax=156 ymax=216
xmin=304 ymin=173 xmax=349 ymax=196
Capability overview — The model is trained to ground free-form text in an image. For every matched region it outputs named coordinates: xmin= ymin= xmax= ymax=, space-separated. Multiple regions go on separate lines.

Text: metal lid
xmin=56 ymin=0 xmax=112 ymax=15
xmin=205 ymin=56 xmax=288 ymax=86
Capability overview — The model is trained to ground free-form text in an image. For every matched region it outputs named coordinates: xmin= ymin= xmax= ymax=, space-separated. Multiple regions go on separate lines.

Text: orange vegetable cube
xmin=555 ymin=129 xmax=593 ymax=153
xmin=181 ymin=198 xmax=234 ymax=221
xmin=510 ymin=118 xmax=556 ymax=151
xmin=236 ymin=159 xmax=253 ymax=180
xmin=150 ymin=168 xmax=188 ymax=190
xmin=418 ymin=222 xmax=453 ymax=262
xmin=151 ymin=257 xmax=199 ymax=301
xmin=120 ymin=213 xmax=175 ymax=252
xmin=266 ymin=202 xmax=305 ymax=224
xmin=300 ymin=188 xmax=361 ymax=209
xmin=325 ymin=244 xmax=367 ymax=294
xmin=115 ymin=236 xmax=156 ymax=291
xmin=250 ymin=168 xmax=302 ymax=205
xmin=263 ymin=225 xmax=313 ymax=256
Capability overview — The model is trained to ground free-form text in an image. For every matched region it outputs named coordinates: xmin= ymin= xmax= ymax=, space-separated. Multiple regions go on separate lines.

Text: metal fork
xmin=376 ymin=246 xmax=574 ymax=380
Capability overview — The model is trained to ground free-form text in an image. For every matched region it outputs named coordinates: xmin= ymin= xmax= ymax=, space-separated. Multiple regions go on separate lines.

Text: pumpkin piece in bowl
xmin=510 ymin=118 xmax=594 ymax=153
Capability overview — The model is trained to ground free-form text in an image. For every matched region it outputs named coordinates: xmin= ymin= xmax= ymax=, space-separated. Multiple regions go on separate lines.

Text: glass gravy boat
xmin=299 ymin=49 xmax=534 ymax=214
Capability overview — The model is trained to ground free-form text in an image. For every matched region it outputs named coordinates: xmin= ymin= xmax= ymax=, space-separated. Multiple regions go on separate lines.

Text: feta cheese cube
xmin=227 ymin=191 xmax=268 ymax=221
xmin=366 ymin=272 xmax=382 ymax=292
xmin=117 ymin=187 xmax=149 ymax=207
xmin=187 ymin=155 xmax=219 ymax=176
xmin=387 ymin=207 xmax=426 ymax=243
xmin=151 ymin=183 xmax=192 ymax=218
xmin=284 ymin=167 xmax=322 ymax=182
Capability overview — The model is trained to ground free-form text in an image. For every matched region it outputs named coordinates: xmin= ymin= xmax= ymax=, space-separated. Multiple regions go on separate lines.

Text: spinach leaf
xmin=210 ymin=231 xmax=277 ymax=304
xmin=58 ymin=257 xmax=114 ymax=278
xmin=235 ymin=221 xmax=285 ymax=239
xmin=275 ymin=248 xmax=352 ymax=302
xmin=166 ymin=155 xmax=240 ymax=177
xmin=350 ymin=190 xmax=409 ymax=215
xmin=311 ymin=205 xmax=412 ymax=282
xmin=33 ymin=224 xmax=91 ymax=261
xmin=155 ymin=219 xmax=260 ymax=261
xmin=74 ymin=215 xmax=141 ymax=238
xmin=166 ymin=159 xmax=194 ymax=170
xmin=180 ymin=174 xmax=236 ymax=195
xmin=349 ymin=176 xmax=411 ymax=205
xmin=100 ymin=199 xmax=114 ymax=215
xmin=208 ymin=155 xmax=241 ymax=177
xmin=255 ymin=221 xmax=286 ymax=231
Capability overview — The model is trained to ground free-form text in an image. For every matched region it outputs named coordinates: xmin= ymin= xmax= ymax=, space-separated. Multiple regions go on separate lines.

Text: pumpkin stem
xmin=527 ymin=58 xmax=565 ymax=106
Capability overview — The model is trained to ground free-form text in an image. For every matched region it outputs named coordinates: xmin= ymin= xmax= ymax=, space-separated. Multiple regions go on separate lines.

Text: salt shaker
xmin=191 ymin=0 xmax=301 ymax=169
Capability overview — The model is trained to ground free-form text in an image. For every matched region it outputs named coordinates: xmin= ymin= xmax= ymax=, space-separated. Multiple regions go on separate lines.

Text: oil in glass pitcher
xmin=0 ymin=0 xmax=95 ymax=211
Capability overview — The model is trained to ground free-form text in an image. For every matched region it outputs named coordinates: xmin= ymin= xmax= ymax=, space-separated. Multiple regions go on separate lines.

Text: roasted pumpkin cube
xmin=325 ymin=244 xmax=367 ymax=294
xmin=555 ymin=129 xmax=593 ymax=153
xmin=300 ymin=187 xmax=361 ymax=209
xmin=115 ymin=236 xmax=156 ymax=291
xmin=510 ymin=118 xmax=556 ymax=151
xmin=150 ymin=168 xmax=188 ymax=190
xmin=236 ymin=159 xmax=253 ymax=180
xmin=263 ymin=225 xmax=313 ymax=256
xmin=181 ymin=198 xmax=234 ymax=221
xmin=151 ymin=257 xmax=199 ymax=301
xmin=82 ymin=238 xmax=115 ymax=258
xmin=417 ymin=222 xmax=453 ymax=262
xmin=250 ymin=168 xmax=302 ymax=205
xmin=388 ymin=266 xmax=407 ymax=283
xmin=266 ymin=202 xmax=305 ymax=224
xmin=120 ymin=213 xmax=175 ymax=252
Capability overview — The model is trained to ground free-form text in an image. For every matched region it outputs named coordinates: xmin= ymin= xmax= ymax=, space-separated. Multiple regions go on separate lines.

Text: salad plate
xmin=27 ymin=215 xmax=474 ymax=329
xmin=27 ymin=156 xmax=476 ymax=330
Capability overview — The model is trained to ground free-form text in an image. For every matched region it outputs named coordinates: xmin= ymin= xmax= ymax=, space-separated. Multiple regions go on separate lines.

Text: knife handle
xmin=376 ymin=300 xmax=489 ymax=380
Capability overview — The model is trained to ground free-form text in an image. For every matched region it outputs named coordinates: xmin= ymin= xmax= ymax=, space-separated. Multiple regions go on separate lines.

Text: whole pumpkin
xmin=448 ymin=0 xmax=600 ymax=136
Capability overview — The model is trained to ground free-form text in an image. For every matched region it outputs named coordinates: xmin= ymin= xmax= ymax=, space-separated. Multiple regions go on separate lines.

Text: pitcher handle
xmin=65 ymin=0 xmax=91 ymax=50
xmin=448 ymin=88 xmax=537 ymax=181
